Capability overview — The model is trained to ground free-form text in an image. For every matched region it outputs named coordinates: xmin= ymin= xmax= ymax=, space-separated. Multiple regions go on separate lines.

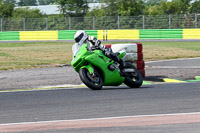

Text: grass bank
xmin=0 ymin=42 xmax=73 ymax=70
xmin=0 ymin=41 xmax=200 ymax=70
xmin=141 ymin=41 xmax=200 ymax=61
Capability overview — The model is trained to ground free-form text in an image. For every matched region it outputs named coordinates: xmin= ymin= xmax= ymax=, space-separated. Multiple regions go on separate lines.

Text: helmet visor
xmin=75 ymin=33 xmax=84 ymax=43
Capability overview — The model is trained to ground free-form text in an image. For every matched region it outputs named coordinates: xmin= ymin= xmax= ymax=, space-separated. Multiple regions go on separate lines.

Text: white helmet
xmin=74 ymin=30 xmax=88 ymax=45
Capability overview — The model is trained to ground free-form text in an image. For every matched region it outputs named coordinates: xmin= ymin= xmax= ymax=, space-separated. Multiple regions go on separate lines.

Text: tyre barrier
xmin=105 ymin=43 xmax=145 ymax=77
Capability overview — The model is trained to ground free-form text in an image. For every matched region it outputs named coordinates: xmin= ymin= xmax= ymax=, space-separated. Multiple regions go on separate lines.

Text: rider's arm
xmin=88 ymin=36 xmax=106 ymax=51
xmin=88 ymin=36 xmax=114 ymax=58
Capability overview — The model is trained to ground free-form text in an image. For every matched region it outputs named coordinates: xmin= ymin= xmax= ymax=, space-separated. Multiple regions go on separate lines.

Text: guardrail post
xmin=103 ymin=30 xmax=105 ymax=41
xmin=65 ymin=15 xmax=67 ymax=30
xmin=23 ymin=17 xmax=26 ymax=31
xmin=118 ymin=15 xmax=120 ymax=29
xmin=106 ymin=29 xmax=107 ymax=41
xmin=103 ymin=30 xmax=108 ymax=41
xmin=195 ymin=13 xmax=198 ymax=28
xmin=143 ymin=15 xmax=145 ymax=29
xmin=69 ymin=16 xmax=71 ymax=30
xmin=93 ymin=16 xmax=95 ymax=30
xmin=0 ymin=18 xmax=2 ymax=32
xmin=46 ymin=16 xmax=48 ymax=30
xmin=169 ymin=14 xmax=171 ymax=29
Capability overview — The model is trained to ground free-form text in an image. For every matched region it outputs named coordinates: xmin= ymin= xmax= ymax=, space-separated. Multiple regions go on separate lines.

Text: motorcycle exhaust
xmin=122 ymin=68 xmax=135 ymax=73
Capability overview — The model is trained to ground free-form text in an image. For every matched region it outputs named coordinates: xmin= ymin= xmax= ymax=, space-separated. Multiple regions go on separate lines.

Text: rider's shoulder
xmin=88 ymin=36 xmax=97 ymax=41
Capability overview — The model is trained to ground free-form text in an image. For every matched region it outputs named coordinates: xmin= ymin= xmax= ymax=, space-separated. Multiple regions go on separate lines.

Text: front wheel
xmin=124 ymin=63 xmax=143 ymax=88
xmin=79 ymin=68 xmax=103 ymax=90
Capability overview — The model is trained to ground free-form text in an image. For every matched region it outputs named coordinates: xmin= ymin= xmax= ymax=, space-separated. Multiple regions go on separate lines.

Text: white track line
xmin=1 ymin=112 xmax=200 ymax=126
xmin=146 ymin=57 xmax=200 ymax=64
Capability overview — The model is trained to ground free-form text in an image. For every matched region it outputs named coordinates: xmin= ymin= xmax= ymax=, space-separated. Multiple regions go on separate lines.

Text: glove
xmin=88 ymin=36 xmax=101 ymax=48
xmin=88 ymin=36 xmax=96 ymax=41
xmin=88 ymin=36 xmax=97 ymax=45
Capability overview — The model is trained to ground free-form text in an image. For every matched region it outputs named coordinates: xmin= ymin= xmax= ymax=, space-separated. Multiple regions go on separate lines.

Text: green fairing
xmin=118 ymin=51 xmax=126 ymax=58
xmin=71 ymin=44 xmax=125 ymax=86
xmin=80 ymin=64 xmax=94 ymax=74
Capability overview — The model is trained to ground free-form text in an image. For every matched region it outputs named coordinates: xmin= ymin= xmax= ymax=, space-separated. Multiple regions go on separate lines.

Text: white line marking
xmin=1 ymin=112 xmax=200 ymax=126
xmin=146 ymin=66 xmax=200 ymax=69
xmin=145 ymin=57 xmax=200 ymax=64
xmin=0 ymin=84 xmax=86 ymax=93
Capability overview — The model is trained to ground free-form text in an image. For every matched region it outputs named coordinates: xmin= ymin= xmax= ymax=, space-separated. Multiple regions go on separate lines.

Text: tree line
xmin=1 ymin=0 xmax=199 ymax=31
xmin=0 ymin=0 xmax=200 ymax=18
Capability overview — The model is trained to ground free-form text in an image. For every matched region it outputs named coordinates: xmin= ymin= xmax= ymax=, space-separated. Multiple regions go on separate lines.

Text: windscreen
xmin=72 ymin=43 xmax=83 ymax=57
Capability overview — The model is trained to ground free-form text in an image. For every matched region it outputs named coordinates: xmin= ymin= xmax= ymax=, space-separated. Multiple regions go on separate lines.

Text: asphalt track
xmin=1 ymin=53 xmax=200 ymax=132
xmin=0 ymin=82 xmax=200 ymax=132
xmin=1 ymin=57 xmax=200 ymax=91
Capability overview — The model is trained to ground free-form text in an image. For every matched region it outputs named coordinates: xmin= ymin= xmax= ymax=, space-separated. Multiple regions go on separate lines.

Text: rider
xmin=74 ymin=30 xmax=125 ymax=69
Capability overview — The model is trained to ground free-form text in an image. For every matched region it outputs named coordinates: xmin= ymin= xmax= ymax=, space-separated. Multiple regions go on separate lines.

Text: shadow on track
xmin=101 ymin=85 xmax=152 ymax=91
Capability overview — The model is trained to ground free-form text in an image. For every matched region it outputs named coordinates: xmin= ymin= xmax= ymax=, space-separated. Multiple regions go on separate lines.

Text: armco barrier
xmin=183 ymin=29 xmax=200 ymax=39
xmin=107 ymin=30 xmax=139 ymax=40
xmin=18 ymin=30 xmax=97 ymax=41
xmin=139 ymin=29 xmax=183 ymax=39
xmin=20 ymin=31 xmax=58 ymax=41
xmin=58 ymin=30 xmax=98 ymax=40
xmin=0 ymin=29 xmax=200 ymax=41
xmin=98 ymin=30 xmax=139 ymax=40
xmin=58 ymin=30 xmax=77 ymax=40
xmin=0 ymin=31 xmax=19 ymax=40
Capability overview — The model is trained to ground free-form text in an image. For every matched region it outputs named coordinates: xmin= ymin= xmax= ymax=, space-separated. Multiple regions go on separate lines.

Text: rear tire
xmin=79 ymin=68 xmax=103 ymax=90
xmin=124 ymin=62 xmax=143 ymax=88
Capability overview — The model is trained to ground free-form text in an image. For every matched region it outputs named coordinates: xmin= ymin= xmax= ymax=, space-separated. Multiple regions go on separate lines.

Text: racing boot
xmin=104 ymin=48 xmax=125 ymax=70
xmin=110 ymin=52 xmax=126 ymax=70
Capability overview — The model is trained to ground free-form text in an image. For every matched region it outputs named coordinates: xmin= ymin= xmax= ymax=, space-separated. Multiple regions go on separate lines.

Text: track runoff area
xmin=0 ymin=42 xmax=200 ymax=132
xmin=0 ymin=58 xmax=200 ymax=132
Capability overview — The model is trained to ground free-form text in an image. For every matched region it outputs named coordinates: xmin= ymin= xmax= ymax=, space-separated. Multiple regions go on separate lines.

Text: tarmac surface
xmin=0 ymin=57 xmax=200 ymax=91
xmin=0 ymin=82 xmax=200 ymax=132
xmin=145 ymin=57 xmax=200 ymax=82
xmin=0 ymin=57 xmax=200 ymax=132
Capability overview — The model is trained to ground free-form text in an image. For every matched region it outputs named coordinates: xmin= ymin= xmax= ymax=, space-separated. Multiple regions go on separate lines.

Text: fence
xmin=0 ymin=14 xmax=199 ymax=31
xmin=1 ymin=29 xmax=200 ymax=41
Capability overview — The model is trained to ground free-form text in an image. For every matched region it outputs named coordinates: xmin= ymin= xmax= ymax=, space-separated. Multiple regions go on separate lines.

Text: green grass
xmin=0 ymin=43 xmax=29 ymax=47
xmin=141 ymin=41 xmax=200 ymax=61
xmin=0 ymin=41 xmax=200 ymax=70
xmin=142 ymin=42 xmax=200 ymax=51
xmin=0 ymin=42 xmax=73 ymax=70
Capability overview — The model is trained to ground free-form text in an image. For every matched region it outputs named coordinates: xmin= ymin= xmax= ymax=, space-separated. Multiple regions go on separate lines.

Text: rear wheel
xmin=124 ymin=62 xmax=143 ymax=88
xmin=79 ymin=68 xmax=103 ymax=90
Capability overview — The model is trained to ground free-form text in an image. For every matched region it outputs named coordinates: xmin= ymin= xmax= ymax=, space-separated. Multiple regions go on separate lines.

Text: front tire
xmin=79 ymin=68 xmax=103 ymax=90
xmin=124 ymin=62 xmax=143 ymax=88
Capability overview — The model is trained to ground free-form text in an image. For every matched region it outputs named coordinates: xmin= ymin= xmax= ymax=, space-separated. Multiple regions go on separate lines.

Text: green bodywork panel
xmin=80 ymin=63 xmax=94 ymax=74
xmin=71 ymin=44 xmax=125 ymax=86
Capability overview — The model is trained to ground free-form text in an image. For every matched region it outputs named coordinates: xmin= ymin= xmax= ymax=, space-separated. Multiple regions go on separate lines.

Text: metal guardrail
xmin=0 ymin=14 xmax=199 ymax=31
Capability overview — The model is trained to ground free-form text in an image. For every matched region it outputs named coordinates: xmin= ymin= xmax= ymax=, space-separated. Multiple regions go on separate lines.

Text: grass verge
xmin=0 ymin=41 xmax=200 ymax=70
xmin=141 ymin=41 xmax=200 ymax=61
xmin=0 ymin=42 xmax=73 ymax=70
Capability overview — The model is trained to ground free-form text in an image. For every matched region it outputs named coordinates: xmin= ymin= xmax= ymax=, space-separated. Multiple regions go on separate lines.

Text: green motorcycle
xmin=71 ymin=43 xmax=143 ymax=90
